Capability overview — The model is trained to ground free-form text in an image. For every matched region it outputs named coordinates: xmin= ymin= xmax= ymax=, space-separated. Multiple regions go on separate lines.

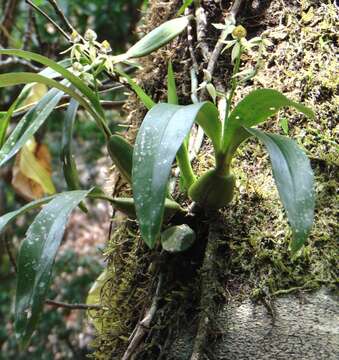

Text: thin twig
xmin=271 ymin=281 xmax=319 ymax=297
xmin=47 ymin=0 xmax=75 ymax=34
xmin=23 ymin=7 xmax=34 ymax=50
xmin=57 ymin=100 xmax=125 ymax=111
xmin=185 ymin=7 xmax=199 ymax=75
xmin=195 ymin=1 xmax=210 ymax=61
xmin=122 ymin=273 xmax=164 ymax=360
xmin=206 ymin=0 xmax=246 ymax=78
xmin=45 ymin=299 xmax=103 ymax=310
xmin=99 ymin=84 xmax=126 ymax=94
xmin=0 ymin=0 xmax=20 ymax=47
xmin=12 ymin=99 xmax=126 ymax=119
xmin=0 ymin=56 xmax=41 ymax=71
xmin=3 ymin=235 xmax=18 ymax=273
xmin=230 ymin=0 xmax=246 ymax=17
xmin=31 ymin=11 xmax=44 ymax=48
xmin=25 ymin=0 xmax=70 ymax=41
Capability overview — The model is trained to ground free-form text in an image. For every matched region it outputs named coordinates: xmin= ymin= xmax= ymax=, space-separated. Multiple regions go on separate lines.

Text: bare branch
xmin=31 ymin=11 xmax=44 ymax=49
xmin=13 ymin=99 xmax=126 ymax=120
xmin=185 ymin=7 xmax=199 ymax=76
xmin=45 ymin=299 xmax=103 ymax=310
xmin=47 ymin=0 xmax=75 ymax=34
xmin=0 ymin=56 xmax=41 ymax=71
xmin=3 ymin=235 xmax=18 ymax=273
xmin=25 ymin=0 xmax=70 ymax=41
xmin=122 ymin=273 xmax=163 ymax=360
xmin=0 ymin=0 xmax=20 ymax=47
xmin=230 ymin=0 xmax=246 ymax=17
xmin=195 ymin=3 xmax=210 ymax=61
xmin=23 ymin=7 xmax=34 ymax=50
xmin=190 ymin=216 xmax=220 ymax=360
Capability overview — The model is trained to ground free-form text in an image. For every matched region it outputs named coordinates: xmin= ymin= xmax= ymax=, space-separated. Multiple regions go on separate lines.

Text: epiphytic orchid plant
xmin=131 ymin=25 xmax=315 ymax=254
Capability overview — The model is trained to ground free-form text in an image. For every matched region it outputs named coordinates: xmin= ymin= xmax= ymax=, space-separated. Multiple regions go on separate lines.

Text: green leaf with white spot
xmin=0 ymin=196 xmax=55 ymax=235
xmin=15 ymin=190 xmax=92 ymax=347
xmin=246 ymin=128 xmax=315 ymax=253
xmin=133 ymin=102 xmax=220 ymax=248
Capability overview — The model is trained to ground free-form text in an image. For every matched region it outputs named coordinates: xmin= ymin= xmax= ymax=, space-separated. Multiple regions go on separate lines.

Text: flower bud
xmin=71 ymin=31 xmax=81 ymax=43
xmin=72 ymin=62 xmax=83 ymax=72
xmin=101 ymin=40 xmax=112 ymax=53
xmin=84 ymin=29 xmax=97 ymax=42
xmin=203 ymin=69 xmax=212 ymax=82
xmin=232 ymin=25 xmax=247 ymax=39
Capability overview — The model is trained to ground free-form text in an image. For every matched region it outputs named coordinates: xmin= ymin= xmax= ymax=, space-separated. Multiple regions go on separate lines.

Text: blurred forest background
xmin=0 ymin=0 xmax=147 ymax=359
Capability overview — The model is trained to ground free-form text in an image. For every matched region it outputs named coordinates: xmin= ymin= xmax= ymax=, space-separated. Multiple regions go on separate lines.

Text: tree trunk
xmin=92 ymin=1 xmax=338 ymax=359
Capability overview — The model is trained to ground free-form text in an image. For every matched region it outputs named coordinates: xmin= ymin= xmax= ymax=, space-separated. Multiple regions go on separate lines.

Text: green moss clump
xmin=89 ymin=224 xmax=151 ymax=359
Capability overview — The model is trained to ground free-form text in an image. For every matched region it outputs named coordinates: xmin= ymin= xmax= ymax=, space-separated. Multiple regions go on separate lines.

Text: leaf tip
xmin=289 ymin=231 xmax=308 ymax=256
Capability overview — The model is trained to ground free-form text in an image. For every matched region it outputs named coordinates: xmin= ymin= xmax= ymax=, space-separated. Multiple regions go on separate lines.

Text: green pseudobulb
xmin=107 ymin=134 xmax=133 ymax=183
xmin=188 ymin=169 xmax=235 ymax=209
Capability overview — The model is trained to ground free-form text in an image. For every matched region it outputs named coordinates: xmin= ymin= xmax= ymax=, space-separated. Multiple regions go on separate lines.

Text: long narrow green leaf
xmin=61 ymin=99 xmax=87 ymax=212
xmin=61 ymin=99 xmax=81 ymax=190
xmin=0 ymin=59 xmax=76 ymax=164
xmin=107 ymin=134 xmax=134 ymax=183
xmin=0 ymin=50 xmax=104 ymax=119
xmin=0 ymin=196 xmax=55 ymax=235
xmin=167 ymin=61 xmax=178 ymax=105
xmin=223 ymin=89 xmax=315 ymax=150
xmin=15 ymin=190 xmax=91 ymax=347
xmin=0 ymin=72 xmax=106 ymax=167
xmin=0 ymin=96 xmax=22 ymax=148
xmin=13 ymin=58 xmax=72 ymax=112
xmin=167 ymin=60 xmax=195 ymax=189
xmin=0 ymin=87 xmax=64 ymax=167
xmin=122 ymin=17 xmax=189 ymax=59
xmin=0 ymin=73 xmax=97 ymax=118
xmin=115 ymin=68 xmax=154 ymax=110
xmin=0 ymin=113 xmax=7 ymax=148
xmin=177 ymin=0 xmax=194 ymax=16
xmin=133 ymin=102 xmax=220 ymax=248
xmin=246 ymin=128 xmax=315 ymax=253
